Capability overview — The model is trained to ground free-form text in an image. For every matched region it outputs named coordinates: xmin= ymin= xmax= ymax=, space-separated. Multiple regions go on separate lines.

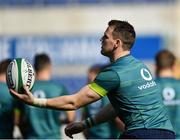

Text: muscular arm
xmin=93 ymin=103 xmax=117 ymax=124
xmin=92 ymin=103 xmax=125 ymax=131
xmin=65 ymin=103 xmax=125 ymax=138
xmin=47 ymin=85 xmax=101 ymax=110
xmin=115 ymin=117 xmax=125 ymax=132
xmin=66 ymin=111 xmax=76 ymax=123
xmin=10 ymin=85 xmax=102 ymax=111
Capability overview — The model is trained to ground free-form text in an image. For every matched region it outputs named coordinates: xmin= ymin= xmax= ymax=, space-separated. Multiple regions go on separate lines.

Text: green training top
xmin=89 ymin=54 xmax=173 ymax=132
xmin=21 ymin=80 xmax=68 ymax=139
xmin=155 ymin=77 xmax=180 ymax=138
xmin=0 ymin=82 xmax=16 ymax=138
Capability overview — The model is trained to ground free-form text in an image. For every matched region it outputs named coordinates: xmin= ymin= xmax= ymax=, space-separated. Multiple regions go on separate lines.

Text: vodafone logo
xmin=140 ymin=68 xmax=152 ymax=81
xmin=138 ymin=68 xmax=156 ymax=90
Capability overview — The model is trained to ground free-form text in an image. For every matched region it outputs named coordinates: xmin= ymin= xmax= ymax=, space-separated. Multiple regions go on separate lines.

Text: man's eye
xmin=103 ymin=35 xmax=108 ymax=39
xmin=100 ymin=35 xmax=108 ymax=41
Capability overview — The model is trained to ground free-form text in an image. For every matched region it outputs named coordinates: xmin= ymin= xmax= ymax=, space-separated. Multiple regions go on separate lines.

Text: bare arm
xmin=10 ymin=85 xmax=102 ymax=111
xmin=47 ymin=85 xmax=102 ymax=110
xmin=115 ymin=117 xmax=125 ymax=132
xmin=93 ymin=103 xmax=117 ymax=124
xmin=65 ymin=103 xmax=125 ymax=138
xmin=92 ymin=104 xmax=125 ymax=132
xmin=66 ymin=111 xmax=76 ymax=123
xmin=94 ymin=103 xmax=125 ymax=130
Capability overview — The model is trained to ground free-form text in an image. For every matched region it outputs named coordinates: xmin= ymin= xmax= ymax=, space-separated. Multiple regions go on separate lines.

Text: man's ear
xmin=115 ymin=39 xmax=122 ymax=48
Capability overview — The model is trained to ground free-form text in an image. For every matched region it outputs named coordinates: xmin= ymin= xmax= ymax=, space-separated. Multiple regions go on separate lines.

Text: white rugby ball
xmin=6 ymin=58 xmax=35 ymax=94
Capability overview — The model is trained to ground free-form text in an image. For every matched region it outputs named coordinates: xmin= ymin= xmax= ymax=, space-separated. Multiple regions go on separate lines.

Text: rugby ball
xmin=6 ymin=58 xmax=35 ymax=94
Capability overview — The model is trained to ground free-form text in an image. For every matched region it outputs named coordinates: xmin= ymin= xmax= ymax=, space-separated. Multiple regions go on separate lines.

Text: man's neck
xmin=158 ymin=69 xmax=174 ymax=78
xmin=0 ymin=74 xmax=6 ymax=82
xmin=110 ymin=50 xmax=130 ymax=62
xmin=36 ymin=71 xmax=51 ymax=81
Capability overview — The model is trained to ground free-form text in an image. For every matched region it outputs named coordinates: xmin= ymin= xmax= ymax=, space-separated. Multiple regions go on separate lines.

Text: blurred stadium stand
xmin=0 ymin=0 xmax=178 ymax=93
xmin=0 ymin=0 xmax=176 ymax=6
xmin=0 ymin=35 xmax=161 ymax=92
xmin=53 ymin=77 xmax=86 ymax=93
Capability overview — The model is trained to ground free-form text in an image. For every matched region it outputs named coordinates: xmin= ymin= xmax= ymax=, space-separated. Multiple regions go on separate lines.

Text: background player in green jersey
xmin=155 ymin=50 xmax=180 ymax=139
xmin=0 ymin=59 xmax=19 ymax=138
xmin=10 ymin=20 xmax=175 ymax=139
xmin=82 ymin=64 xmax=124 ymax=139
xmin=18 ymin=53 xmax=75 ymax=139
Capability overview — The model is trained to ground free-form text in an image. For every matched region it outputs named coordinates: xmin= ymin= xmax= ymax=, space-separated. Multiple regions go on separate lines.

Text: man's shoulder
xmin=155 ymin=77 xmax=179 ymax=83
xmin=155 ymin=77 xmax=180 ymax=91
xmin=108 ymin=58 xmax=145 ymax=73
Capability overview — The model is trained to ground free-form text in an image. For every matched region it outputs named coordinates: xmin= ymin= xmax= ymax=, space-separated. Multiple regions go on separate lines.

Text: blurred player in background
xmin=10 ymin=20 xmax=175 ymax=139
xmin=82 ymin=64 xmax=124 ymax=139
xmin=155 ymin=50 xmax=180 ymax=139
xmin=19 ymin=53 xmax=75 ymax=139
xmin=0 ymin=59 xmax=19 ymax=138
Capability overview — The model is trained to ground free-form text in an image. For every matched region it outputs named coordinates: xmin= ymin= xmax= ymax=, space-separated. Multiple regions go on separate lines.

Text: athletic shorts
xmin=119 ymin=128 xmax=175 ymax=139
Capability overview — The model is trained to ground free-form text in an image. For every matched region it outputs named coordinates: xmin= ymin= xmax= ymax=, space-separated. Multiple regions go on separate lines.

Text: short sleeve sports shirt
xmin=89 ymin=54 xmax=173 ymax=132
xmin=156 ymin=77 xmax=180 ymax=138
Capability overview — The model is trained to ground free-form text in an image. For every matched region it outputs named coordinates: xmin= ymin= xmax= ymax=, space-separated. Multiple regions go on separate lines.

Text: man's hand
xmin=9 ymin=85 xmax=34 ymax=105
xmin=65 ymin=122 xmax=86 ymax=139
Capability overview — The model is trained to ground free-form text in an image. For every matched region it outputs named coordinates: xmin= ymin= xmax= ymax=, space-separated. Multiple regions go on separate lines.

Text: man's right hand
xmin=64 ymin=122 xmax=86 ymax=139
xmin=10 ymin=86 xmax=35 ymax=105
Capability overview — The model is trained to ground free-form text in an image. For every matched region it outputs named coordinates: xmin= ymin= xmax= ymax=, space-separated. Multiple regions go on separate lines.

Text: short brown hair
xmin=108 ymin=20 xmax=136 ymax=50
xmin=34 ymin=53 xmax=51 ymax=72
xmin=0 ymin=59 xmax=11 ymax=74
xmin=155 ymin=50 xmax=176 ymax=72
